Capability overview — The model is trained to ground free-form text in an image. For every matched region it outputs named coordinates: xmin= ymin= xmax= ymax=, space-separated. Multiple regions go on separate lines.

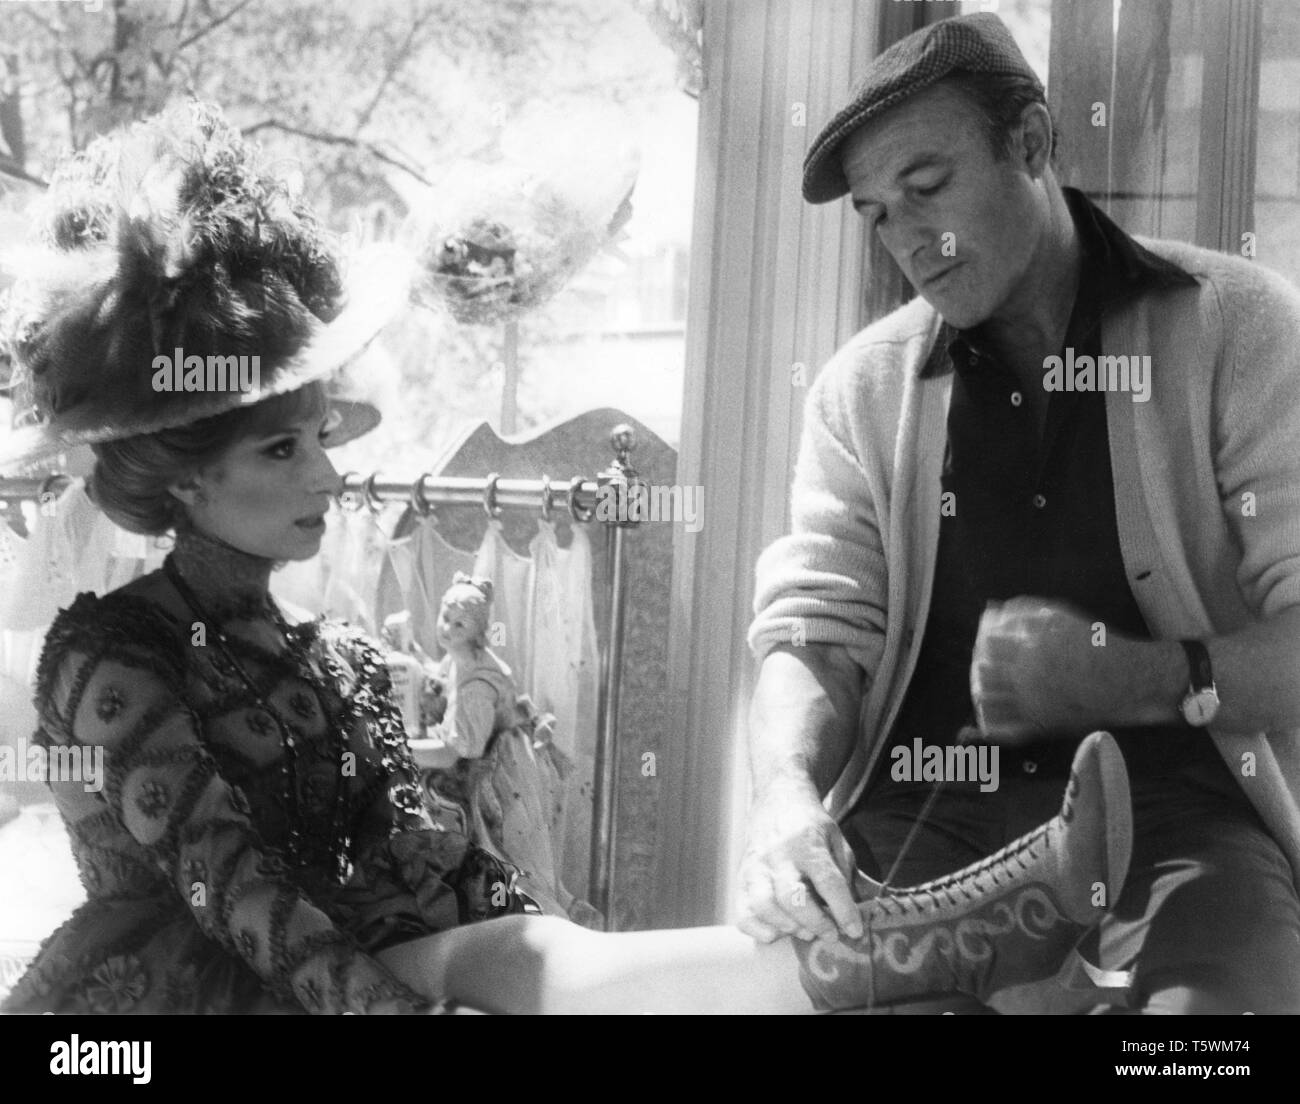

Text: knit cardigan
xmin=748 ymin=237 xmax=1300 ymax=884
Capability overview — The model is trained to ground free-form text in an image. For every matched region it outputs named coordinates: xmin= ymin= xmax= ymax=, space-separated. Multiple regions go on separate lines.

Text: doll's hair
xmin=449 ymin=572 xmax=494 ymax=603
xmin=441 ymin=574 xmax=494 ymax=638
xmin=88 ymin=381 xmax=328 ymax=536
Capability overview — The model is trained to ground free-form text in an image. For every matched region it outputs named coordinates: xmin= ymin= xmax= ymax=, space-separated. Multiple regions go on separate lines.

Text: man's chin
xmin=921 ymin=293 xmax=988 ymax=331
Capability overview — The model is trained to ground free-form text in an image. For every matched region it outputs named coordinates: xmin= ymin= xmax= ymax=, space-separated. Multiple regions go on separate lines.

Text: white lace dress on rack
xmin=524 ymin=519 xmax=600 ymax=901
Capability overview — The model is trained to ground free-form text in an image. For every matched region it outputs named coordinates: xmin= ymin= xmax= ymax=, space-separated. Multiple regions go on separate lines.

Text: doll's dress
xmin=423 ymin=657 xmax=600 ymax=927
xmin=1 ymin=560 xmax=531 ymax=1015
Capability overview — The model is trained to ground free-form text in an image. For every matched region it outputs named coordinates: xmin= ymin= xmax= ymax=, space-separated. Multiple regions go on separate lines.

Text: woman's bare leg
xmin=374 ymin=915 xmax=813 ymax=1014
xmin=376 ymin=733 xmax=1132 ymax=1014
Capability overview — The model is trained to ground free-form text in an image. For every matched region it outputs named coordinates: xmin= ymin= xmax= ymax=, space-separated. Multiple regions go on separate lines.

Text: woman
xmin=0 ymin=102 xmax=1132 ymax=1015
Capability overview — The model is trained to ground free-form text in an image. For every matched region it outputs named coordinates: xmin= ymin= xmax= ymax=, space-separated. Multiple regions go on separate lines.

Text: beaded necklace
xmin=162 ymin=553 xmax=356 ymax=884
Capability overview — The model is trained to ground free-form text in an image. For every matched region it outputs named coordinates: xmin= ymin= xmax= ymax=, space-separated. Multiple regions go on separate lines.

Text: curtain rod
xmin=0 ymin=472 xmax=615 ymax=523
xmin=0 ymin=472 xmax=606 ymax=522
xmin=1 ymin=444 xmax=642 ymax=527
xmin=339 ymin=472 xmax=603 ymax=523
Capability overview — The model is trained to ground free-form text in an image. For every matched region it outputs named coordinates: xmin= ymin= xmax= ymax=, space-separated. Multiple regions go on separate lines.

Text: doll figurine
xmin=416 ymin=572 xmax=601 ymax=926
xmin=433 ymin=573 xmax=516 ymax=760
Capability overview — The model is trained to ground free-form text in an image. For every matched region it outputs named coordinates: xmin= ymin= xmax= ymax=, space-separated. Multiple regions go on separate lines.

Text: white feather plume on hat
xmin=0 ymin=100 xmax=413 ymax=476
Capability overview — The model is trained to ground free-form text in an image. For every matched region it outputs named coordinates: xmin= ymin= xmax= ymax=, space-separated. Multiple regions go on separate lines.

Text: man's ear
xmin=167 ymin=476 xmax=201 ymax=508
xmin=1019 ymin=102 xmax=1054 ymax=177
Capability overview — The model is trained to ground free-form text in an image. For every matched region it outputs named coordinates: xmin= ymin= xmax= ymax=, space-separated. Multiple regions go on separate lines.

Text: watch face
xmin=1183 ymin=689 xmax=1220 ymax=726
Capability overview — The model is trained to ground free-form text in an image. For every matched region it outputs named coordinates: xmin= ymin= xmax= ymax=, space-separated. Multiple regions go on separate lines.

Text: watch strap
xmin=1180 ymin=639 xmax=1214 ymax=692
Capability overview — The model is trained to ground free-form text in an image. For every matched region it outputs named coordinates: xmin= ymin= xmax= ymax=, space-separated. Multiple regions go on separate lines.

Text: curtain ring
xmin=362 ymin=473 xmax=384 ymax=514
xmin=337 ymin=473 xmax=363 ymax=511
xmin=539 ymin=474 xmax=553 ymax=522
xmin=37 ymin=474 xmax=65 ymax=510
xmin=483 ymin=472 xmax=502 ymax=519
xmin=410 ymin=474 xmax=436 ymax=518
xmin=569 ymin=475 xmax=594 ymax=522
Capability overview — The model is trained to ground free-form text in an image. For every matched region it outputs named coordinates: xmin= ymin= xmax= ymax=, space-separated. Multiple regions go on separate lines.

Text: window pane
xmin=1049 ymin=0 xmax=1206 ymax=242
xmin=1255 ymin=0 xmax=1300 ymax=284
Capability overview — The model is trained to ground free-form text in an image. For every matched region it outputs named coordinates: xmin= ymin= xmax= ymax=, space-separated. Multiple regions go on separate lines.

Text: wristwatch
xmin=1179 ymin=640 xmax=1220 ymax=727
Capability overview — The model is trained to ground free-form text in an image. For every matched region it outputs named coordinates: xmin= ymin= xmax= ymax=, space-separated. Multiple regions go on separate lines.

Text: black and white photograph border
xmin=0 ymin=0 xmax=1294 ymax=1065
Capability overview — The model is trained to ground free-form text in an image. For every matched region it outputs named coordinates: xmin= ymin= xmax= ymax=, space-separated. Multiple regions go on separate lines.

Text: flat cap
xmin=802 ymin=12 xmax=1044 ymax=204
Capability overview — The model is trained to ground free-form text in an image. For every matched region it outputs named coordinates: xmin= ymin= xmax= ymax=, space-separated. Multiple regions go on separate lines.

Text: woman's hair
xmin=88 ymin=381 xmax=327 ymax=536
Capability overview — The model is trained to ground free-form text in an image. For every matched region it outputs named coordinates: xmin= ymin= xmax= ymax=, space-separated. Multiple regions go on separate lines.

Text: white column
xmin=651 ymin=0 xmax=883 ymax=928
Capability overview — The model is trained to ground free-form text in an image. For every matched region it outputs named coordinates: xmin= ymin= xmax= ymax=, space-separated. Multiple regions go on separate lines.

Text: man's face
xmin=841 ymin=81 xmax=1047 ymax=330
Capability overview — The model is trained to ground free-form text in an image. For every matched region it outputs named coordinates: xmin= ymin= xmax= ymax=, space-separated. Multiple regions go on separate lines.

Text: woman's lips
xmin=294 ymin=515 xmax=326 ymax=531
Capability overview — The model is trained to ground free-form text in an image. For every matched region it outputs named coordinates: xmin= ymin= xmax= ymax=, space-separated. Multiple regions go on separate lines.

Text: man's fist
xmin=970 ymin=597 xmax=1117 ymax=744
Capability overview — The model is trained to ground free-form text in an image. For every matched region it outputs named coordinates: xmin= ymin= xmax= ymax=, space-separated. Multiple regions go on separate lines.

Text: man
xmin=741 ymin=11 xmax=1300 ymax=1013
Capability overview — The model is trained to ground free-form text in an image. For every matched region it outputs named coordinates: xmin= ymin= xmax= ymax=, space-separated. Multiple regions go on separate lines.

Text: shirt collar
xmin=919 ymin=187 xmax=1198 ymax=380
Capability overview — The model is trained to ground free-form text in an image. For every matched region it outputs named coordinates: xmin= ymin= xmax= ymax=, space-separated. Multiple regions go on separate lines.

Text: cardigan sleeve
xmin=1213 ymin=260 xmax=1300 ymax=619
xmin=34 ymin=593 xmax=434 ymax=1015
xmin=747 ymin=347 xmax=891 ymax=678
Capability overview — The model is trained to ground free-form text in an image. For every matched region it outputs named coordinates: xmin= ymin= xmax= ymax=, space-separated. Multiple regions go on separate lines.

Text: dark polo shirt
xmin=874 ymin=187 xmax=1224 ymax=785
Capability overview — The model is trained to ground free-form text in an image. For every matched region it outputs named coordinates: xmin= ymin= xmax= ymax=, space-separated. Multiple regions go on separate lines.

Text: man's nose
xmin=878 ymin=215 xmax=938 ymax=275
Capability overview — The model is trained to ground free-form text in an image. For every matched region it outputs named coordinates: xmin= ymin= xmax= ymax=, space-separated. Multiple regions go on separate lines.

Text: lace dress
xmin=0 ymin=531 xmax=528 ymax=1015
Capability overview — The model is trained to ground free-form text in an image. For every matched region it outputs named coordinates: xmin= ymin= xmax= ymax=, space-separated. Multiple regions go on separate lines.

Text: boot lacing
xmin=875 ymin=821 xmax=1052 ymax=916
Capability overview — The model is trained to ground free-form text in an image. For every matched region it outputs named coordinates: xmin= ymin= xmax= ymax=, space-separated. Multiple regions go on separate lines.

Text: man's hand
xmin=736 ymin=779 xmax=863 ymax=943
xmin=971 ymin=597 xmax=1144 ymax=744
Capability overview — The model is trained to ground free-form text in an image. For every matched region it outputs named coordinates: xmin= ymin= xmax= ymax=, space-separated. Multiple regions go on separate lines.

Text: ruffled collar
xmin=166 ymin=525 xmax=277 ymax=623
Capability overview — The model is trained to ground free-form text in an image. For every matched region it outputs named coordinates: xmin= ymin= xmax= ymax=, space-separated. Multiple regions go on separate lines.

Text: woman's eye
xmin=915 ymin=179 xmax=946 ymax=198
xmin=266 ymin=438 xmax=296 ymax=459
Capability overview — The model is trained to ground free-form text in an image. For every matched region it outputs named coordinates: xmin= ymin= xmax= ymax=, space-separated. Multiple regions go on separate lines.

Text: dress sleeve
xmin=34 ymin=594 xmax=435 ymax=1015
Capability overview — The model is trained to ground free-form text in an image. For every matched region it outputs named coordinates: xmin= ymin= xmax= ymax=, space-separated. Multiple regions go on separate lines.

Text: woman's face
xmin=173 ymin=389 xmax=342 ymax=561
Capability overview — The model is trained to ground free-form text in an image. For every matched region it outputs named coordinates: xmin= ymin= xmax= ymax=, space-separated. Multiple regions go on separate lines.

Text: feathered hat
xmin=0 ymin=100 xmax=413 ymax=475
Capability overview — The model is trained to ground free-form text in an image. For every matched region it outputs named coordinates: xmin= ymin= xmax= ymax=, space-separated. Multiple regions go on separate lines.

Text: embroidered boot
xmin=796 ymin=730 xmax=1131 ymax=1011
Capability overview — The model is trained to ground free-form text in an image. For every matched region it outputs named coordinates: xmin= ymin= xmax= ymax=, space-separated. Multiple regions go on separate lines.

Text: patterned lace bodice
xmin=27 ymin=583 xmax=457 ymax=1014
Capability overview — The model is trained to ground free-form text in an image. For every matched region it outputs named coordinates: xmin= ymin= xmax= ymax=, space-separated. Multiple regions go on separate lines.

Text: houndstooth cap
xmin=803 ymin=12 xmax=1044 ymax=204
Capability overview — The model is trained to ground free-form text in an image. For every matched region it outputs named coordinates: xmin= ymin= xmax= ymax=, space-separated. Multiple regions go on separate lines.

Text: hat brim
xmin=0 ymin=243 xmax=413 ymax=476
xmin=802 ymin=79 xmax=945 ymax=204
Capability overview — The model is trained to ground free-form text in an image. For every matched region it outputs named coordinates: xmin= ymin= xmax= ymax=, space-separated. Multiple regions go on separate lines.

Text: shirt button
xmin=1010 ymin=391 xmax=1023 ymax=407
xmin=1022 ymin=760 xmax=1038 ymax=774
xmin=1032 ymin=493 xmax=1047 ymax=509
